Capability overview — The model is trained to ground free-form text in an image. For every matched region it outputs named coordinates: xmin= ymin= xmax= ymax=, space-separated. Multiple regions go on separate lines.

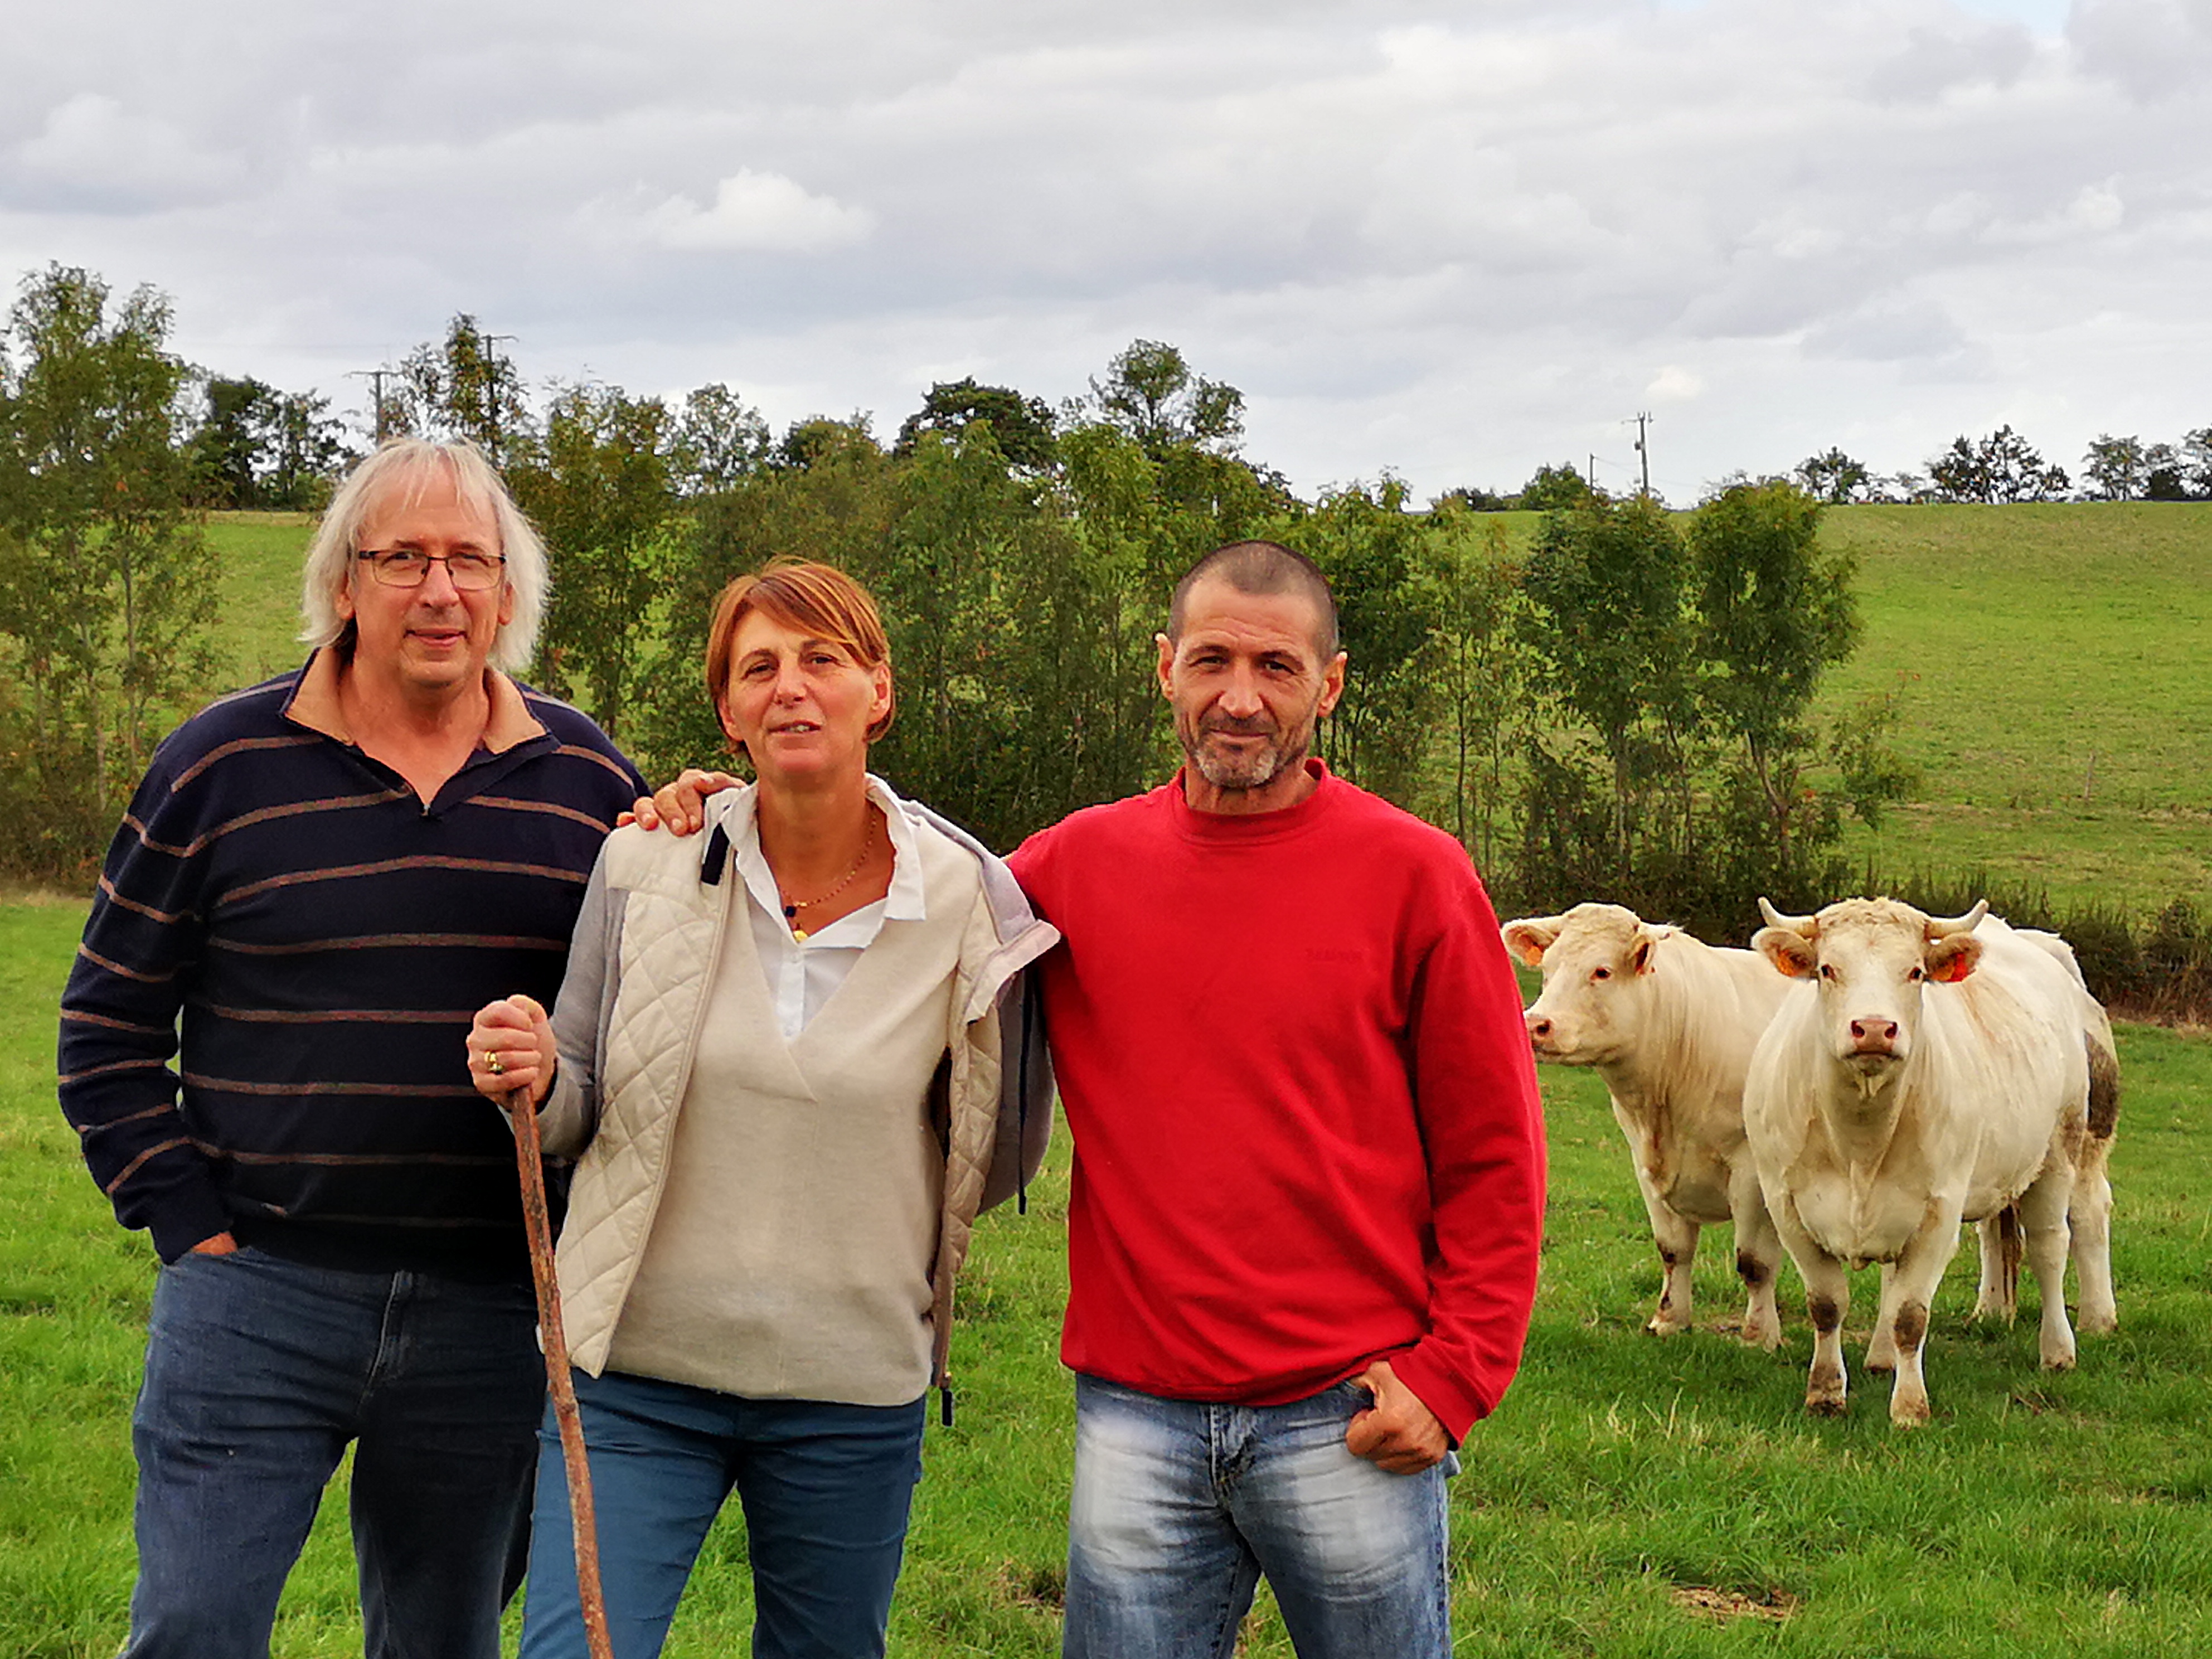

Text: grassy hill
xmin=1817 ymin=503 xmax=2211 ymax=916
xmin=193 ymin=501 xmax=2211 ymax=919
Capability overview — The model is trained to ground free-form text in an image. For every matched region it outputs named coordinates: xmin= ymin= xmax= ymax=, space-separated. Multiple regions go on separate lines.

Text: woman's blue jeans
xmin=520 ymin=1368 xmax=926 ymax=1659
xmin=1063 ymin=1374 xmax=1456 ymax=1659
xmin=122 ymin=1246 xmax=542 ymax=1659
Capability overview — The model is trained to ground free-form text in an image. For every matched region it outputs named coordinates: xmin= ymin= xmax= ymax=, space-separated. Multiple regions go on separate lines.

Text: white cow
xmin=1744 ymin=898 xmax=2113 ymax=1427
xmin=1503 ymin=904 xmax=1792 ymax=1349
xmin=1967 ymin=927 xmax=2121 ymax=1333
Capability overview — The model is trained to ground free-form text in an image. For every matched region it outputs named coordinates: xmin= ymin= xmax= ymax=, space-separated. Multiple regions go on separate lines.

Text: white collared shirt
xmin=730 ymin=775 xmax=930 ymax=1041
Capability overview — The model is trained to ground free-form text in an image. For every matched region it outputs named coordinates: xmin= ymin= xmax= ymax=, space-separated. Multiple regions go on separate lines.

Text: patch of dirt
xmin=1669 ymin=1585 xmax=1799 ymax=1623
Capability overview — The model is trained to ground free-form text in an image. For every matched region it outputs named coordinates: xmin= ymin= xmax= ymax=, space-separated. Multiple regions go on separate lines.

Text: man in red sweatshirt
xmin=1006 ymin=540 xmax=1546 ymax=1658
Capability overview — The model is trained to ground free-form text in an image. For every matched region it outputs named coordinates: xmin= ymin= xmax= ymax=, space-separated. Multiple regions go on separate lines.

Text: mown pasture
xmin=6 ymin=898 xmax=2211 ymax=1655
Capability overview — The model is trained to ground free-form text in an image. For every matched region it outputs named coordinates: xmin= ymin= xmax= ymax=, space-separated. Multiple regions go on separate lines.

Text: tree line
xmin=9 ymin=260 xmax=2208 ymax=1020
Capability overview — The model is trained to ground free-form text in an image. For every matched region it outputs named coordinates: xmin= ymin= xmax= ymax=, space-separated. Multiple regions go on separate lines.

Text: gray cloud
xmin=1 ymin=0 xmax=2204 ymax=499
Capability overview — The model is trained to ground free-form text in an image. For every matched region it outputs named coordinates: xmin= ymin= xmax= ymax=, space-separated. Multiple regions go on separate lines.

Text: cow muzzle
xmin=1845 ymin=1016 xmax=1901 ymax=1068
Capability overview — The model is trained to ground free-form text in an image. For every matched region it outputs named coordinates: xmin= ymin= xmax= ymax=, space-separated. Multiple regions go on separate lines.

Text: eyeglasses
xmin=356 ymin=549 xmax=507 ymax=591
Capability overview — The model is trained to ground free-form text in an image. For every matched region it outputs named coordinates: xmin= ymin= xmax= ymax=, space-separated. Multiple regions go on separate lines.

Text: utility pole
xmin=1587 ymin=452 xmax=1597 ymax=490
xmin=347 ymin=367 xmax=397 ymax=444
xmin=1629 ymin=411 xmax=1653 ymax=497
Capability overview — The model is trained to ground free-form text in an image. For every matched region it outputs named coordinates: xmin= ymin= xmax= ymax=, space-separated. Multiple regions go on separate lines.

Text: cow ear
xmin=1501 ymin=918 xmax=1561 ymax=967
xmin=1629 ymin=931 xmax=1658 ymax=975
xmin=1753 ymin=926 xmax=1816 ymax=979
xmin=1927 ymin=935 xmax=1982 ymax=983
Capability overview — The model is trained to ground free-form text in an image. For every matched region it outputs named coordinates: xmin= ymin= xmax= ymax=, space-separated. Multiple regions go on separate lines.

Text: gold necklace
xmin=777 ymin=816 xmax=877 ymax=942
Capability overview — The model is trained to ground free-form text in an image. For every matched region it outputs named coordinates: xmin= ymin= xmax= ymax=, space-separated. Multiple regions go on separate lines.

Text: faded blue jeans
xmin=1063 ymin=1374 xmax=1456 ymax=1659
xmin=121 ymin=1245 xmax=542 ymax=1659
xmin=520 ymin=1368 xmax=927 ymax=1659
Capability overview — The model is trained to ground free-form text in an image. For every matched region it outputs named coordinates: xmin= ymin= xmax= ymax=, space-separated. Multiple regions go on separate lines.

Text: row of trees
xmin=1788 ymin=424 xmax=2212 ymax=507
xmin=0 ymin=264 xmax=1917 ymax=935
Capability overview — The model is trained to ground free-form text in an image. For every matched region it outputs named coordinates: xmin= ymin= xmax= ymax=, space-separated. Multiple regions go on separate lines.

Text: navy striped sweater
xmin=58 ymin=658 xmax=645 ymax=1280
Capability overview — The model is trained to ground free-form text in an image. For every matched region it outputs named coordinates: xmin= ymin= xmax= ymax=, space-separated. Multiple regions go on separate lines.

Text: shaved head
xmin=1167 ymin=540 xmax=1339 ymax=658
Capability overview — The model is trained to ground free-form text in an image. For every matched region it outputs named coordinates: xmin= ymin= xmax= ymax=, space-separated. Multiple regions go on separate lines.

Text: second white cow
xmin=1744 ymin=898 xmax=2107 ymax=1427
xmin=1503 ymin=904 xmax=1792 ymax=1348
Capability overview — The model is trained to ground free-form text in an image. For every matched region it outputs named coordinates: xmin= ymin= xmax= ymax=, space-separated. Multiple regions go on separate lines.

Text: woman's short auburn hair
xmin=705 ymin=560 xmax=896 ymax=743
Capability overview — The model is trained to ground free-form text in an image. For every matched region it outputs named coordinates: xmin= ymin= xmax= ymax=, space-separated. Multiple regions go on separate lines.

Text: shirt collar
xmin=728 ymin=773 xmax=928 ymax=926
xmin=282 ymin=647 xmax=545 ymax=753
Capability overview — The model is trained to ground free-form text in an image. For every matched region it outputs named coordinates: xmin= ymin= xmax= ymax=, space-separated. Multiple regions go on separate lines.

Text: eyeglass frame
xmin=353 ymin=547 xmax=510 ymax=590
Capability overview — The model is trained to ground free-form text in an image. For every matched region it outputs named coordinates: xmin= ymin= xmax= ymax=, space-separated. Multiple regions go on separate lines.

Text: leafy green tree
xmin=1927 ymin=426 xmax=2069 ymax=503
xmin=187 ymin=378 xmax=349 ymax=510
xmin=773 ymin=415 xmax=880 ymax=473
xmin=2082 ymin=434 xmax=2147 ymax=501
xmin=263 ymin=389 xmax=352 ymax=510
xmin=190 ymin=376 xmax=280 ymax=508
xmin=895 ymin=379 xmax=1058 ymax=470
xmin=1429 ymin=484 xmax=1512 ymax=513
xmin=1687 ymin=481 xmax=1860 ymax=886
xmin=1417 ymin=514 xmax=1529 ymax=874
xmin=1293 ymin=478 xmax=1443 ymax=807
xmin=1087 ymin=340 xmax=1244 ymax=457
xmin=672 ymin=383 xmax=770 ymax=496
xmin=1516 ymin=463 xmax=1593 ymax=511
xmin=2142 ymin=442 xmax=2186 ymax=501
xmin=509 ymin=384 xmax=678 ymax=740
xmin=0 ymin=264 xmax=216 ymax=874
xmin=2180 ymin=427 xmax=2212 ymax=498
xmin=1795 ymin=447 xmax=1872 ymax=505
xmin=1520 ymin=494 xmax=1696 ymax=879
xmin=400 ymin=314 xmax=532 ymax=465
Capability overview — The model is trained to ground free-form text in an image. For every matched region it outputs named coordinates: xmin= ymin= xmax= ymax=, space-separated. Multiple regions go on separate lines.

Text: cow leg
xmin=1796 ymin=1251 xmax=1851 ymax=1417
xmin=1728 ymin=1162 xmax=1783 ymax=1352
xmin=1866 ymin=1265 xmax=1901 ymax=1373
xmin=1971 ymin=1209 xmax=2022 ymax=1326
xmin=1633 ymin=1173 xmax=1700 ymax=1337
xmin=1881 ymin=1222 xmax=1963 ymax=1428
xmin=2068 ymin=1134 xmax=2118 ymax=1336
xmin=2017 ymin=1171 xmax=2078 ymax=1371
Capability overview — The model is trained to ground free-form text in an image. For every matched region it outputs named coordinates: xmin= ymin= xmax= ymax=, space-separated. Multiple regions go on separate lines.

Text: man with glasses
xmin=59 ymin=439 xmax=643 ymax=1658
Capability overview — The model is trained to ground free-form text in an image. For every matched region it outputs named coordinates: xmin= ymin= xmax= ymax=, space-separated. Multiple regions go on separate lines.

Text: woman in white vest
xmin=467 ymin=560 xmax=1058 ymax=1659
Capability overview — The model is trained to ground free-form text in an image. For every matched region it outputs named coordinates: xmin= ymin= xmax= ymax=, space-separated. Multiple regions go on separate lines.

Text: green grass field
xmin=8 ymin=899 xmax=2211 ymax=1655
xmin=1815 ymin=504 xmax=2212 ymax=917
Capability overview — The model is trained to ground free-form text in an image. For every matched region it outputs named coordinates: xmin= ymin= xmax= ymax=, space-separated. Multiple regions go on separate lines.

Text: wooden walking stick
xmin=508 ymin=1084 xmax=616 ymax=1659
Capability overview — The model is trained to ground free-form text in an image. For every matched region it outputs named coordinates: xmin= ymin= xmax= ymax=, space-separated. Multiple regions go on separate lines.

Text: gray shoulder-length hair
xmin=298 ymin=438 xmax=550 ymax=673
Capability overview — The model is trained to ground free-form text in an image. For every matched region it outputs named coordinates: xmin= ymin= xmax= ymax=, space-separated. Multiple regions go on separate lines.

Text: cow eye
xmin=1818 ymin=963 xmax=1835 ymax=980
xmin=1908 ymin=966 xmax=1925 ymax=981
xmin=1592 ymin=966 xmax=1611 ymax=981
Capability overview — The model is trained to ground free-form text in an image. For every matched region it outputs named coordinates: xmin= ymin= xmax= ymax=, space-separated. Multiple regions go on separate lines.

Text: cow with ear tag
xmin=1742 ymin=897 xmax=2107 ymax=1428
xmin=1503 ymin=903 xmax=1792 ymax=1348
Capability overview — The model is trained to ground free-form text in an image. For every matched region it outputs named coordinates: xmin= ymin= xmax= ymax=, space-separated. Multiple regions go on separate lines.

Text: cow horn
xmin=1757 ymin=896 xmax=1816 ymax=935
xmin=1924 ymin=899 xmax=1989 ymax=939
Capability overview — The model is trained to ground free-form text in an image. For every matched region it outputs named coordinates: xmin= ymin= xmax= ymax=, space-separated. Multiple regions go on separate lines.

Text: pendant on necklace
xmin=790 ymin=926 xmax=809 ymax=943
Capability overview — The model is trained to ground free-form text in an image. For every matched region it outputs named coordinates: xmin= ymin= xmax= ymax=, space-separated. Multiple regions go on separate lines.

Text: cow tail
xmin=2085 ymin=1028 xmax=2121 ymax=1143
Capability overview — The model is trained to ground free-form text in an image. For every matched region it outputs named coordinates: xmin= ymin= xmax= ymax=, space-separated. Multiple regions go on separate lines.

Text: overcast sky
xmin=4 ymin=0 xmax=2205 ymax=501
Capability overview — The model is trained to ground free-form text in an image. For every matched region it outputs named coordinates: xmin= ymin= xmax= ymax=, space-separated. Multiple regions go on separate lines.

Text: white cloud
xmin=607 ymin=171 xmax=874 ymax=255
xmin=1646 ymin=366 xmax=1705 ymax=403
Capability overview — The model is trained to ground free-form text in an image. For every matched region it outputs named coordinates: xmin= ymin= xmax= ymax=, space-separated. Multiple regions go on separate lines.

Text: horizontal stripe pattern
xmin=59 ymin=662 xmax=643 ymax=1275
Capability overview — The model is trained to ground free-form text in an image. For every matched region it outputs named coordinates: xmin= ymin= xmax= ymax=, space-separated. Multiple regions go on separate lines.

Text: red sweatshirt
xmin=1008 ymin=763 xmax=1547 ymax=1439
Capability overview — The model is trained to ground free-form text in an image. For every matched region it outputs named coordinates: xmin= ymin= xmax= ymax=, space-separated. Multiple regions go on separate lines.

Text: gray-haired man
xmin=60 ymin=440 xmax=643 ymax=1658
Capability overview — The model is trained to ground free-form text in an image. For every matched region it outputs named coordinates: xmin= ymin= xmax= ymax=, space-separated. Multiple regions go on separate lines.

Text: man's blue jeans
xmin=122 ymin=1246 xmax=542 ymax=1659
xmin=520 ymin=1368 xmax=927 ymax=1659
xmin=1063 ymin=1374 xmax=1456 ymax=1659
